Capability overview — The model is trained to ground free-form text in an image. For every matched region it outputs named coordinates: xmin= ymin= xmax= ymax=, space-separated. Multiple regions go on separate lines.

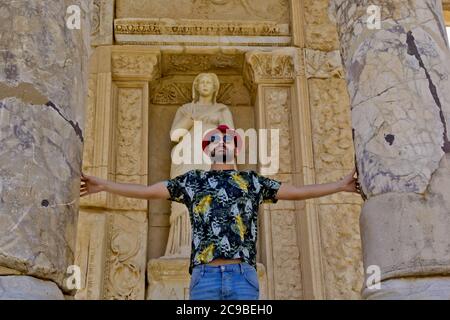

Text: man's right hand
xmin=80 ymin=172 xmax=106 ymax=197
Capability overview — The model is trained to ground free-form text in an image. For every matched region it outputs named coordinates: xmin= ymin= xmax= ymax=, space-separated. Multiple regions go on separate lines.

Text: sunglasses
xmin=209 ymin=134 xmax=234 ymax=143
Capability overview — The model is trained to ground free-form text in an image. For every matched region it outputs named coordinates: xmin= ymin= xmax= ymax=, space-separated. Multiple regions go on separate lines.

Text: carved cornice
xmin=114 ymin=18 xmax=290 ymax=37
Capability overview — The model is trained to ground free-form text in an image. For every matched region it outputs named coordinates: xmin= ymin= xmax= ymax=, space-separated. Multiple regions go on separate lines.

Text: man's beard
xmin=211 ymin=148 xmax=234 ymax=164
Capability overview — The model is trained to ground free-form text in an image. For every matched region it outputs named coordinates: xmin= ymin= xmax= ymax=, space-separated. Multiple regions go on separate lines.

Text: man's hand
xmin=338 ymin=168 xmax=360 ymax=193
xmin=80 ymin=172 xmax=106 ymax=197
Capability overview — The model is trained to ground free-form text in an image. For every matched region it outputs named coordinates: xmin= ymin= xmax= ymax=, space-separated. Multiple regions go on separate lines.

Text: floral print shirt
xmin=164 ymin=169 xmax=282 ymax=274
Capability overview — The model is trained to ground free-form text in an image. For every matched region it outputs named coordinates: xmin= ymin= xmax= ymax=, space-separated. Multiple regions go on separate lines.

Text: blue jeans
xmin=189 ymin=262 xmax=260 ymax=300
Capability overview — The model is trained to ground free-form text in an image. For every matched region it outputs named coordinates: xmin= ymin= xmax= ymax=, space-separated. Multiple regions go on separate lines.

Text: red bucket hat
xmin=202 ymin=124 xmax=243 ymax=154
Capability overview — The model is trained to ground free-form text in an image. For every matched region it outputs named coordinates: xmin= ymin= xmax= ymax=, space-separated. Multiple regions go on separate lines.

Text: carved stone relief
xmin=260 ymin=86 xmax=303 ymax=299
xmin=151 ymin=76 xmax=251 ymax=106
xmin=90 ymin=0 xmax=115 ymax=46
xmin=115 ymin=19 xmax=290 ymax=37
xmin=115 ymin=0 xmax=290 ymax=23
xmin=112 ymin=53 xmax=160 ymax=80
xmin=103 ymin=213 xmax=147 ymax=300
xmin=162 ymin=54 xmax=244 ymax=75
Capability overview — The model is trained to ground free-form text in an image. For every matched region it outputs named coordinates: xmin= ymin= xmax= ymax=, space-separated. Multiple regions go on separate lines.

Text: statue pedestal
xmin=146 ymin=258 xmax=268 ymax=300
xmin=146 ymin=258 xmax=191 ymax=300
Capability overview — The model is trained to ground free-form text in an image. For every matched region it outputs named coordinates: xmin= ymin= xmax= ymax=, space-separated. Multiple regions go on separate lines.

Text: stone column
xmin=0 ymin=1 xmax=91 ymax=298
xmin=330 ymin=0 xmax=450 ymax=299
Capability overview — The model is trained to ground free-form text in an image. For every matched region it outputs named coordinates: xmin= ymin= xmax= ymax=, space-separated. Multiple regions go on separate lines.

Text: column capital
xmin=244 ymin=49 xmax=305 ymax=95
xmin=244 ymin=49 xmax=297 ymax=86
xmin=111 ymin=47 xmax=161 ymax=81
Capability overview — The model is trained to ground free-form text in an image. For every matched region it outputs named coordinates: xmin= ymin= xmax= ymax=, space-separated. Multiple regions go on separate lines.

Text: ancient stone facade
xmin=74 ymin=0 xmax=367 ymax=300
xmin=2 ymin=0 xmax=449 ymax=300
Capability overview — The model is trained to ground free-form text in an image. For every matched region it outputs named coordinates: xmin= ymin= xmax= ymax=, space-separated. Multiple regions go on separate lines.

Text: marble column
xmin=0 ymin=1 xmax=91 ymax=298
xmin=330 ymin=0 xmax=450 ymax=299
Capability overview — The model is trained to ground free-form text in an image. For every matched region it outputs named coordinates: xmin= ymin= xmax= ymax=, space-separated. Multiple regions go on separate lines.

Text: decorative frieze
xmin=115 ymin=18 xmax=290 ymax=37
xmin=162 ymin=53 xmax=244 ymax=75
xmin=151 ymin=76 xmax=250 ymax=106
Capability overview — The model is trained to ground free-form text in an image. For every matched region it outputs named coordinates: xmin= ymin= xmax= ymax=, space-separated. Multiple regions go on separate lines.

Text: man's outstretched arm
xmin=80 ymin=172 xmax=169 ymax=200
xmin=275 ymin=168 xmax=359 ymax=201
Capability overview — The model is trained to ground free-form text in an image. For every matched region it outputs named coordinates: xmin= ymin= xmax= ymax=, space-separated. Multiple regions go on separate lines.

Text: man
xmin=80 ymin=124 xmax=359 ymax=300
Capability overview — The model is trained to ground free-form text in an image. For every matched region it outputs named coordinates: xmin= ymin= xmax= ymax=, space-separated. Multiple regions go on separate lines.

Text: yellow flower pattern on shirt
xmin=235 ymin=214 xmax=247 ymax=241
xmin=196 ymin=244 xmax=215 ymax=263
xmin=164 ymin=169 xmax=281 ymax=274
xmin=194 ymin=195 xmax=212 ymax=214
xmin=231 ymin=173 xmax=248 ymax=192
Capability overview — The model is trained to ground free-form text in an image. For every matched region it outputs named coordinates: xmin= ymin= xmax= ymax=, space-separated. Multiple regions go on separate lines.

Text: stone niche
xmin=145 ymin=47 xmax=307 ymax=300
xmin=147 ymin=50 xmax=256 ymax=265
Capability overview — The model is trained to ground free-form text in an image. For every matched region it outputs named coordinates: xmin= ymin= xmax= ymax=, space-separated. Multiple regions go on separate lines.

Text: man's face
xmin=197 ymin=76 xmax=215 ymax=98
xmin=208 ymin=132 xmax=237 ymax=164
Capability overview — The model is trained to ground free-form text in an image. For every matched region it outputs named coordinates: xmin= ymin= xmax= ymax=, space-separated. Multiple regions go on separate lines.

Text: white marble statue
xmin=164 ymin=73 xmax=235 ymax=257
